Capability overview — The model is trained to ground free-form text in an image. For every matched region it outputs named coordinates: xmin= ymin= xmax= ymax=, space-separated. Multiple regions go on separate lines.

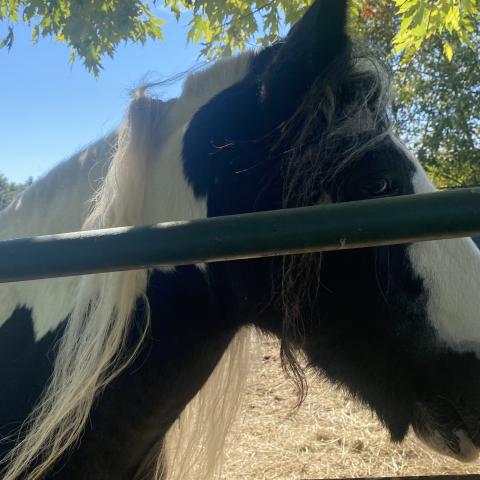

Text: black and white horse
xmin=1 ymin=1 xmax=480 ymax=478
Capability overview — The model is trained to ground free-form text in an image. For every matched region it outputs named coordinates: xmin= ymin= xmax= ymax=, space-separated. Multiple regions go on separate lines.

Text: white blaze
xmin=402 ymin=137 xmax=480 ymax=356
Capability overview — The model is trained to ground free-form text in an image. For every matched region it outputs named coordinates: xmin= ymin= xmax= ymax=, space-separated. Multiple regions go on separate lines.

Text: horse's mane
xmin=0 ymin=132 xmax=115 ymax=241
xmin=0 ymin=133 xmax=116 ymax=339
xmin=1 ymin=53 xmax=252 ymax=480
xmin=279 ymin=52 xmax=392 ymax=396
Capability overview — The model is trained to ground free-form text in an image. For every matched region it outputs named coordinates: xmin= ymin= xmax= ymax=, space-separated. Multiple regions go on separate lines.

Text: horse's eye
xmin=361 ymin=179 xmax=391 ymax=196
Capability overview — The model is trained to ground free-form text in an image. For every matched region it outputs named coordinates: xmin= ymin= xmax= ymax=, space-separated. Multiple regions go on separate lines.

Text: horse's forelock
xmin=281 ymin=52 xmax=391 ymax=208
xmin=277 ymin=52 xmax=392 ymax=396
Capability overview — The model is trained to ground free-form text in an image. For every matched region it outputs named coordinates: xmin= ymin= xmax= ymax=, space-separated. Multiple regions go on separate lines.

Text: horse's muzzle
xmin=412 ymin=396 xmax=480 ymax=462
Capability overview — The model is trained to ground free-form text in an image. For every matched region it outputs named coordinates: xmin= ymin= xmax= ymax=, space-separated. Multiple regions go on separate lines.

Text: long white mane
xmin=1 ymin=52 xmax=253 ymax=480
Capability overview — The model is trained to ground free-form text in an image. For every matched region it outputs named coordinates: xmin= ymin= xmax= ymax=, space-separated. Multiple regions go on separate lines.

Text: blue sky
xmin=0 ymin=9 xmax=203 ymax=183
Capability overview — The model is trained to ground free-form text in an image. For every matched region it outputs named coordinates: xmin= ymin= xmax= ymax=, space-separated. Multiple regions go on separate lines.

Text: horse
xmin=1 ymin=1 xmax=480 ymax=478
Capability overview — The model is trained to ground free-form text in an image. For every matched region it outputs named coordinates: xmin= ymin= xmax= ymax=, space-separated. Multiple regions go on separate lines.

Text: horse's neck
xmin=49 ymin=266 xmax=239 ymax=479
xmin=0 ymin=134 xmax=116 ymax=337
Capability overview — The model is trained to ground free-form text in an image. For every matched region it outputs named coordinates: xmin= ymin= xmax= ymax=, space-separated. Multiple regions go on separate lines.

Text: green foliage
xmin=1 ymin=0 xmax=478 ymax=74
xmin=392 ymin=0 xmax=478 ymax=62
xmin=0 ymin=174 xmax=30 ymax=210
xmin=0 ymin=0 xmax=164 ymax=76
xmin=395 ymin=33 xmax=480 ymax=187
xmin=181 ymin=0 xmax=311 ymax=58
xmin=350 ymin=1 xmax=480 ymax=188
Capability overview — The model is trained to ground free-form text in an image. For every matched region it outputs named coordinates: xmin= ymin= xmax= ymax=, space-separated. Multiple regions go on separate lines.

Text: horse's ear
xmin=261 ymin=0 xmax=349 ymax=121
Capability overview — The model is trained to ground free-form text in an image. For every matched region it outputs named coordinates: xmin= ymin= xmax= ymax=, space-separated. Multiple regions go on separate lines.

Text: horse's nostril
xmin=471 ymin=426 xmax=480 ymax=447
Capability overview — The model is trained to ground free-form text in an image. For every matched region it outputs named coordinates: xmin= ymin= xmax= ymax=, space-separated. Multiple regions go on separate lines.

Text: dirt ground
xmin=221 ymin=335 xmax=480 ymax=479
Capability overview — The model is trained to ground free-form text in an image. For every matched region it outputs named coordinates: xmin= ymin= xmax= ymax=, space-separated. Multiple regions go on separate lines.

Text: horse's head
xmin=183 ymin=0 xmax=480 ymax=463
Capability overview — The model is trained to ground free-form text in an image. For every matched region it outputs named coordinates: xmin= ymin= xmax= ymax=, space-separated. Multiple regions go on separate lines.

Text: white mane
xmin=1 ymin=52 xmax=253 ymax=480
xmin=0 ymin=133 xmax=116 ymax=338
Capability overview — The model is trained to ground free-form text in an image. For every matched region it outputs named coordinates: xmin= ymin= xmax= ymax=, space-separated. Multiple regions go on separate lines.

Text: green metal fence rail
xmin=1 ymin=188 xmax=480 ymax=284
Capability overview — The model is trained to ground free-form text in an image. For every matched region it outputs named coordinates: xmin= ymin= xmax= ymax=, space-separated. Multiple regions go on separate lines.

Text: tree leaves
xmin=392 ymin=0 xmax=478 ymax=61
xmin=0 ymin=0 xmax=478 ymax=73
xmin=345 ymin=1 xmax=479 ymax=188
xmin=0 ymin=173 xmax=31 ymax=210
xmin=1 ymin=0 xmax=165 ymax=76
xmin=443 ymin=40 xmax=453 ymax=60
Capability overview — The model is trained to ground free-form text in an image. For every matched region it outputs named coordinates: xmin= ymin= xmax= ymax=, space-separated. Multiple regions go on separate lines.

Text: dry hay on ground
xmin=221 ymin=335 xmax=480 ymax=479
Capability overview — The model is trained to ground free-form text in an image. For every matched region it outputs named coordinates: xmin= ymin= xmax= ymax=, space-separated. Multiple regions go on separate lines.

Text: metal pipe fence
xmin=1 ymin=190 xmax=479 ymax=480
xmin=1 ymin=188 xmax=480 ymax=283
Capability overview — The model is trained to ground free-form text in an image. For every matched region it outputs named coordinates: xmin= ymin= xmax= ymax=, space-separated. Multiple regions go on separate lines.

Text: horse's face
xmin=299 ymin=134 xmax=480 ymax=462
xmin=183 ymin=0 xmax=480 ymax=463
